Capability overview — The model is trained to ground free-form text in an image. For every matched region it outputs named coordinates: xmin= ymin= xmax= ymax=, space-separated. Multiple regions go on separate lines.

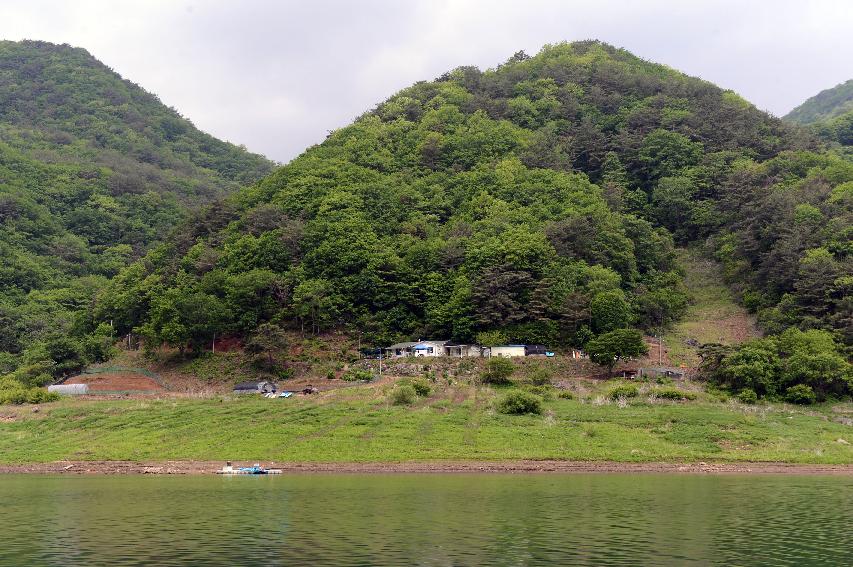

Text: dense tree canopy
xmin=2 ymin=41 xmax=850 ymax=400
xmin=87 ymin=40 xmax=838 ymax=357
xmin=0 ymin=40 xmax=273 ymax=378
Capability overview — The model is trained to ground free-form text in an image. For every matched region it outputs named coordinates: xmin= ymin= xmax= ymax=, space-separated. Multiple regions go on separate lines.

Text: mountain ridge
xmin=784 ymin=78 xmax=853 ymax=125
xmin=93 ymin=40 xmax=845 ymax=350
xmin=0 ymin=39 xmax=848 ymax=405
xmin=0 ymin=39 xmax=274 ymax=368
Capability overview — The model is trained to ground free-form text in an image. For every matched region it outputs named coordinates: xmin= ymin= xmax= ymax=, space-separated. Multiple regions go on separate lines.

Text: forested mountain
xmin=91 ymin=41 xmax=848 ymax=353
xmin=784 ymin=79 xmax=853 ymax=125
xmin=784 ymin=79 xmax=853 ymax=149
xmin=812 ymin=110 xmax=853 ymax=148
xmin=4 ymin=40 xmax=850 ymax=401
xmin=0 ymin=40 xmax=273 ymax=375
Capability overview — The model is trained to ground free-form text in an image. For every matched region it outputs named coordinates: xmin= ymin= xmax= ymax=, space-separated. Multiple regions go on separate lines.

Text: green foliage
xmin=638 ymin=129 xmax=703 ymax=182
xmin=815 ymin=110 xmax=853 ymax=146
xmin=95 ymin=40 xmax=785 ymax=356
xmin=784 ymin=79 xmax=853 ymax=124
xmin=391 ymin=384 xmax=417 ymax=405
xmin=475 ymin=330 xmax=508 ymax=347
xmin=481 ymin=357 xmax=515 ymax=384
xmin=737 ymin=389 xmax=758 ymax=404
xmin=244 ymin=322 xmax=289 ymax=367
xmin=650 ymin=387 xmax=697 ymax=401
xmin=590 ymin=290 xmax=632 ymax=333
xmin=0 ymin=376 xmax=59 ymax=405
xmin=497 ymin=390 xmax=543 ymax=415
xmin=714 ymin=340 xmax=781 ymax=396
xmin=410 ymin=378 xmax=432 ymax=397
xmin=608 ymin=384 xmax=639 ymax=400
xmin=527 ymin=366 xmax=553 ymax=386
xmin=4 ymin=39 xmax=849 ymax=372
xmin=785 ymin=384 xmax=817 ymax=405
xmin=523 ymin=384 xmax=555 ymax=401
xmin=586 ymin=329 xmax=648 ymax=374
xmin=704 ymin=329 xmax=851 ymax=400
xmin=0 ymin=40 xmax=273 ymax=372
xmin=341 ymin=368 xmax=373 ymax=382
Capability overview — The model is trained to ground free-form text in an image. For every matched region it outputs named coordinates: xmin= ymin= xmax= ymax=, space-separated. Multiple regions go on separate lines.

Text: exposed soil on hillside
xmin=1 ymin=460 xmax=850 ymax=475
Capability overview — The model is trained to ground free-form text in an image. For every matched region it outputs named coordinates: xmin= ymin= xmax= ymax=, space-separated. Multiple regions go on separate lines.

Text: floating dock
xmin=216 ymin=469 xmax=282 ymax=475
xmin=215 ymin=462 xmax=282 ymax=475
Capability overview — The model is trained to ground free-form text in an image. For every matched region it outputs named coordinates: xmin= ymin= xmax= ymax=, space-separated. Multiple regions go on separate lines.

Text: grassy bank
xmin=1 ymin=381 xmax=850 ymax=465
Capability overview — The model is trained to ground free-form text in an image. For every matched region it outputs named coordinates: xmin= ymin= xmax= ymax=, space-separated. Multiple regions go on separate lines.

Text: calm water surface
xmin=0 ymin=473 xmax=850 ymax=566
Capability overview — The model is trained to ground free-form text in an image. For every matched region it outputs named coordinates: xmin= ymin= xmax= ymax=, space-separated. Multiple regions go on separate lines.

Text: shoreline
xmin=2 ymin=460 xmax=852 ymax=475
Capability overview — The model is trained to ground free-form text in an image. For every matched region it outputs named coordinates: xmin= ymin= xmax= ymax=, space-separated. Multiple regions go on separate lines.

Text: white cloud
xmin=0 ymin=0 xmax=850 ymax=161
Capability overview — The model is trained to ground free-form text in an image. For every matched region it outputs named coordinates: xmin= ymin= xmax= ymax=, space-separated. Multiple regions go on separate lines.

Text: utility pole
xmin=212 ymin=332 xmax=216 ymax=354
xmin=379 ymin=348 xmax=382 ymax=378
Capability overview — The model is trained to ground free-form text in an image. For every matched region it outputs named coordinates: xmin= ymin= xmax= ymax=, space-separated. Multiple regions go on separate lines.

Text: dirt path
xmin=1 ymin=460 xmax=850 ymax=475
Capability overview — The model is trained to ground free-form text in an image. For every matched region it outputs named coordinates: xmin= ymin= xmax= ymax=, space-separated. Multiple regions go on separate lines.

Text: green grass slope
xmin=1 ymin=385 xmax=850 ymax=464
xmin=663 ymin=249 xmax=760 ymax=367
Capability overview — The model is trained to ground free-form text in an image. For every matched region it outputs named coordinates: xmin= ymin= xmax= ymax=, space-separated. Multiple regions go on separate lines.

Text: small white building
xmin=490 ymin=345 xmax=526 ymax=358
xmin=384 ymin=340 xmax=448 ymax=358
xmin=444 ymin=343 xmax=483 ymax=357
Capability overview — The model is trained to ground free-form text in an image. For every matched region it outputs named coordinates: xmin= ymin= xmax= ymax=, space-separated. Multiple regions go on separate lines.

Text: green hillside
xmin=2 ymin=40 xmax=850 ymax=407
xmin=81 ymin=42 xmax=849 ymax=399
xmin=0 ymin=40 xmax=273 ymax=376
xmin=784 ymin=79 xmax=853 ymax=124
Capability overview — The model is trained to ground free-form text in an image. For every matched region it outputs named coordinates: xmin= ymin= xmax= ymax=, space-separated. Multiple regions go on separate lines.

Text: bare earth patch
xmin=65 ymin=373 xmax=163 ymax=393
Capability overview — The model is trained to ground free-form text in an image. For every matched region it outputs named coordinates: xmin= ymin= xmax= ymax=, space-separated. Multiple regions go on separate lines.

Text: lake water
xmin=0 ymin=474 xmax=850 ymax=566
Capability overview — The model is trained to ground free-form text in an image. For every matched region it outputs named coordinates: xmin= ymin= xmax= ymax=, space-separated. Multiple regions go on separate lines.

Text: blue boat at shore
xmin=215 ymin=462 xmax=282 ymax=475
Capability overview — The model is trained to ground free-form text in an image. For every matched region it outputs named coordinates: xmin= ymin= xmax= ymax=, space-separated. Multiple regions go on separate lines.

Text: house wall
xmin=413 ymin=345 xmax=441 ymax=357
xmin=491 ymin=346 xmax=526 ymax=358
xmin=462 ymin=345 xmax=481 ymax=357
xmin=445 ymin=345 xmax=482 ymax=357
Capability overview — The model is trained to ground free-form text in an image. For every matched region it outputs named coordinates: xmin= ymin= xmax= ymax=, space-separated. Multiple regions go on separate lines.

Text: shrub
xmin=785 ymin=384 xmax=817 ymax=405
xmin=497 ymin=390 xmax=542 ymax=415
xmin=26 ymin=389 xmax=59 ymax=404
xmin=410 ymin=378 xmax=431 ymax=397
xmin=527 ymin=367 xmax=552 ymax=386
xmin=524 ymin=384 xmax=554 ymax=400
xmin=481 ymin=358 xmax=515 ymax=384
xmin=0 ymin=381 xmax=59 ymax=405
xmin=558 ymin=390 xmax=574 ymax=400
xmin=0 ymin=386 xmax=27 ymax=405
xmin=737 ymin=388 xmax=758 ymax=404
xmin=391 ymin=384 xmax=416 ymax=405
xmin=326 ymin=370 xmax=336 ymax=380
xmin=341 ymin=368 xmax=373 ymax=382
xmin=607 ymin=384 xmax=639 ymax=400
xmin=651 ymin=387 xmax=697 ymax=401
xmin=276 ymin=367 xmax=295 ymax=380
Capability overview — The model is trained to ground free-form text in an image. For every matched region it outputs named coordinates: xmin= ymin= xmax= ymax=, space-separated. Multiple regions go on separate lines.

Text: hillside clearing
xmin=661 ymin=249 xmax=761 ymax=367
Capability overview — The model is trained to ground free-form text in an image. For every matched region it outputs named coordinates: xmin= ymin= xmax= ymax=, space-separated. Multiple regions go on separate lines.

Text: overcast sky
xmin=1 ymin=0 xmax=851 ymax=162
